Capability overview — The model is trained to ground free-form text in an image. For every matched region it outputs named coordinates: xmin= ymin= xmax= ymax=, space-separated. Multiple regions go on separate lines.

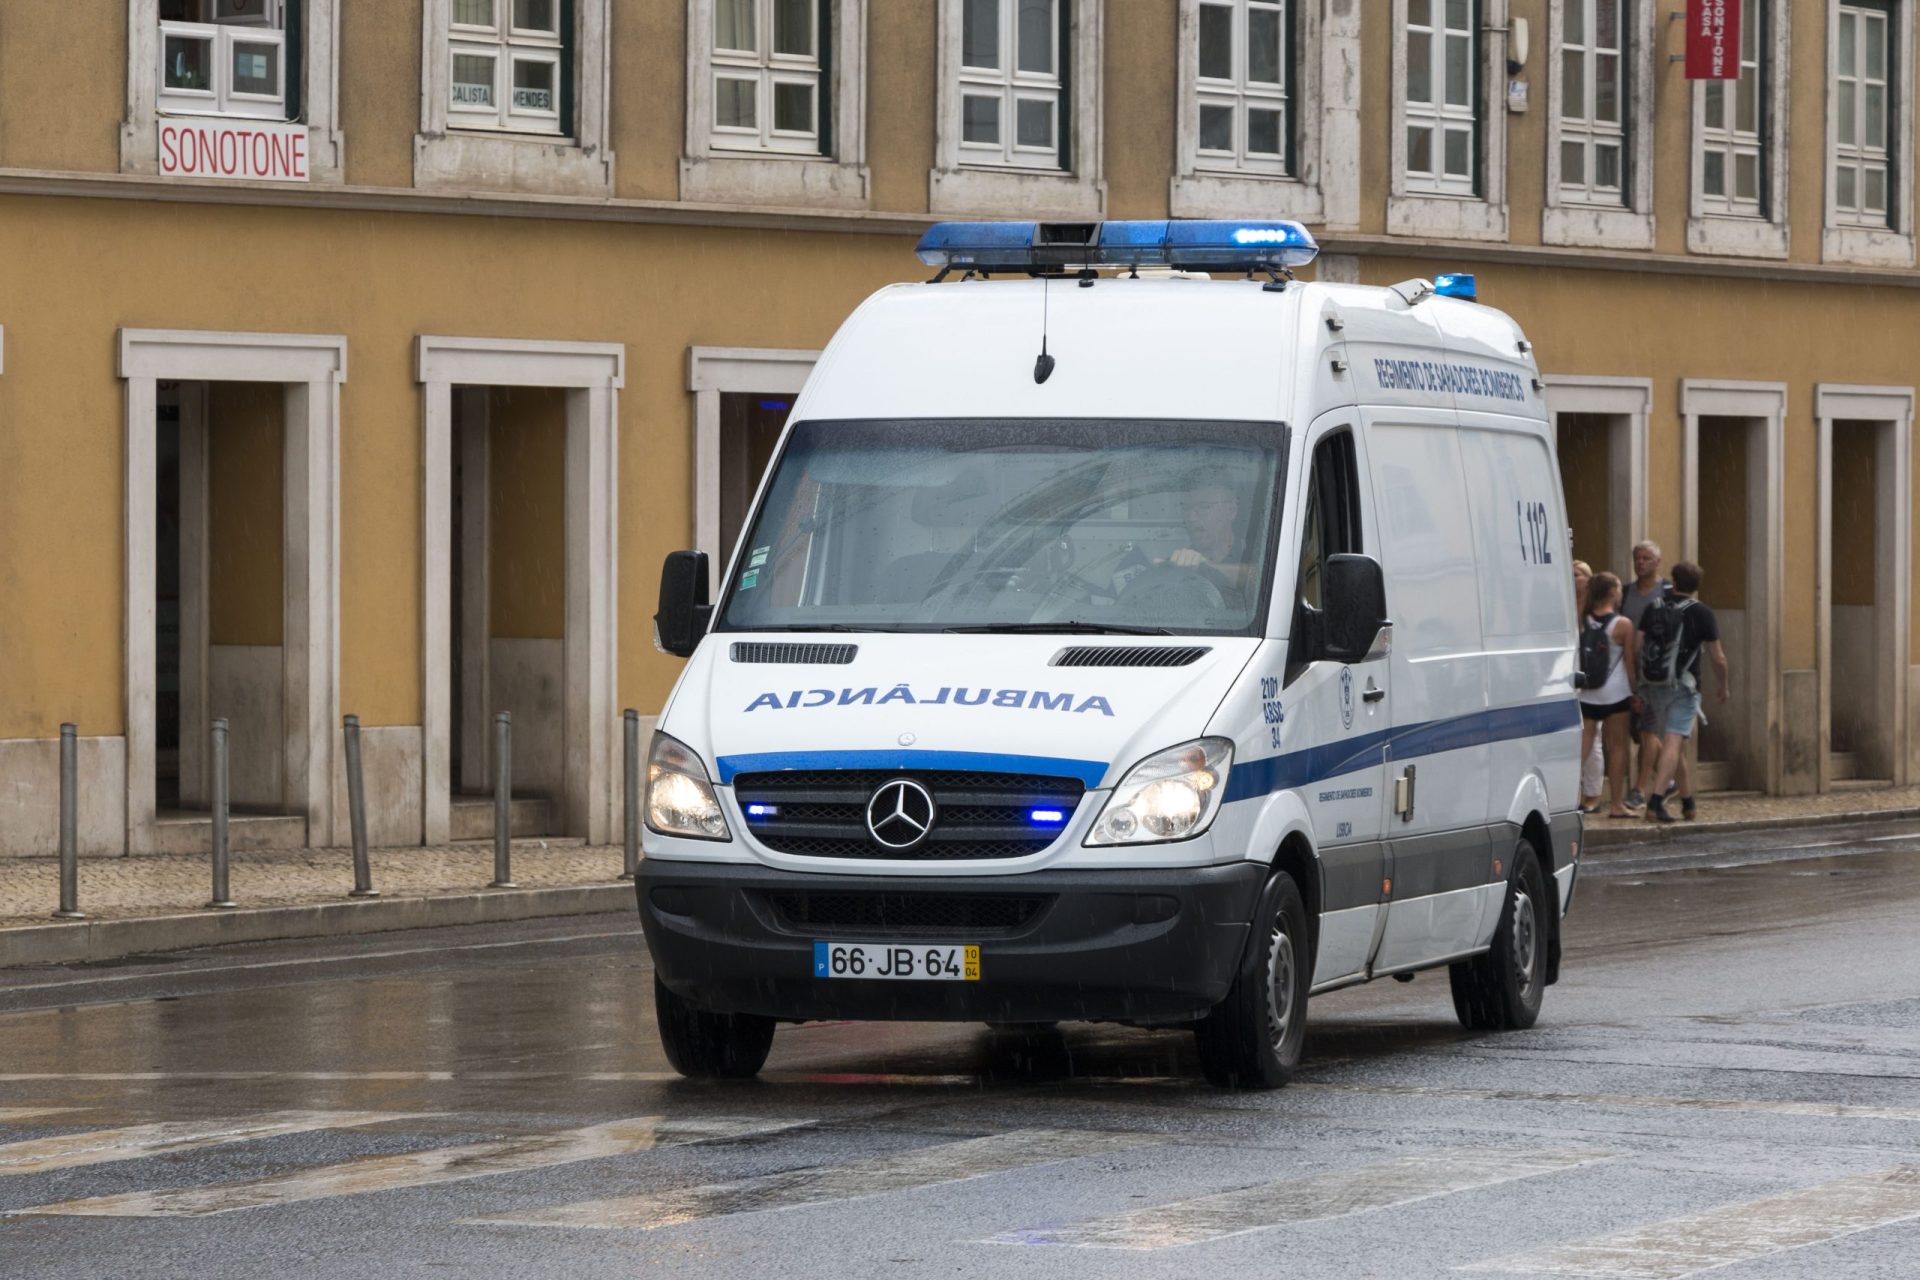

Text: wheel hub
xmin=1512 ymin=889 xmax=1538 ymax=1000
xmin=1265 ymin=924 xmax=1295 ymax=1051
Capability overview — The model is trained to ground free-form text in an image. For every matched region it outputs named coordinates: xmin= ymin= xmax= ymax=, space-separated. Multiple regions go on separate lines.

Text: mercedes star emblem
xmin=865 ymin=778 xmax=937 ymax=851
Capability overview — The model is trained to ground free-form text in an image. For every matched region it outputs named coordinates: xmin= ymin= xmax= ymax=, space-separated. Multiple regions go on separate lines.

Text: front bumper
xmin=637 ymin=859 xmax=1267 ymax=1024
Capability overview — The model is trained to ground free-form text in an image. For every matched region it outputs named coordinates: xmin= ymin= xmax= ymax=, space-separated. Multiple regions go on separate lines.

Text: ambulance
xmin=638 ymin=220 xmax=1582 ymax=1088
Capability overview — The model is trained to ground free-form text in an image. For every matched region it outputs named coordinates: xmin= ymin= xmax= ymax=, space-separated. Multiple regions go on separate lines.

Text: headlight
xmin=644 ymin=732 xmax=731 ymax=841
xmin=1085 ymin=737 xmax=1233 ymax=846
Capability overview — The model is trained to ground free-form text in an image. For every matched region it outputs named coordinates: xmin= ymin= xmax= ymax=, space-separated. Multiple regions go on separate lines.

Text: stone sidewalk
xmin=1579 ymin=782 xmax=1920 ymax=846
xmin=0 ymin=840 xmax=637 ymax=966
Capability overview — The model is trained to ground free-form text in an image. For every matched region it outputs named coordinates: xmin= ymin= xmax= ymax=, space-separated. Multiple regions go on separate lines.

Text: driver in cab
xmin=1165 ymin=477 xmax=1251 ymax=593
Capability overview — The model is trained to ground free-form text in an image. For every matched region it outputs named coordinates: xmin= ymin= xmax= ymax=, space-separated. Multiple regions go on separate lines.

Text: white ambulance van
xmin=640 ymin=219 xmax=1582 ymax=1088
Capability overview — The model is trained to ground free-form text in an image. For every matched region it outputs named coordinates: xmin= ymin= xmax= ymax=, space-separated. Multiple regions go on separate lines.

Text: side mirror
xmin=655 ymin=550 xmax=713 ymax=659
xmin=1321 ymin=553 xmax=1388 ymax=663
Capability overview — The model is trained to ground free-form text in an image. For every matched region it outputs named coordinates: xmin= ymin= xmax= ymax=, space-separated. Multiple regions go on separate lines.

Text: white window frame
xmin=1388 ymin=0 xmax=1509 ymax=241
xmin=1825 ymin=0 xmax=1915 ymax=265
xmin=123 ymin=0 xmax=345 ymax=180
xmin=1172 ymin=0 xmax=1356 ymax=223
xmin=953 ymin=0 xmax=1066 ymax=171
xmin=682 ymin=0 xmax=870 ymax=207
xmin=707 ymin=0 xmax=825 ymax=155
xmin=1190 ymin=0 xmax=1291 ymax=177
xmin=932 ymin=0 xmax=1105 ymax=219
xmin=1688 ymin=0 xmax=1790 ymax=258
xmin=158 ymin=18 xmax=288 ymax=120
xmin=1545 ymin=0 xmax=1654 ymax=248
xmin=1403 ymin=0 xmax=1478 ymax=197
xmin=444 ymin=0 xmax=566 ymax=135
xmin=417 ymin=0 xmax=615 ymax=194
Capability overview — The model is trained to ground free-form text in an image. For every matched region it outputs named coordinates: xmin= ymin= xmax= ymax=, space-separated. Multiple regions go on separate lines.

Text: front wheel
xmin=1448 ymin=842 xmax=1548 ymax=1031
xmin=654 ymin=977 xmax=775 ymax=1079
xmin=1193 ymin=869 xmax=1311 ymax=1089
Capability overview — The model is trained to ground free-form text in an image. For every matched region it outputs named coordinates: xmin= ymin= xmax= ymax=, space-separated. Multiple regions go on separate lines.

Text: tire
xmin=653 ymin=976 xmax=776 ymax=1079
xmin=1193 ymin=869 xmax=1311 ymax=1089
xmin=1448 ymin=841 xmax=1549 ymax=1032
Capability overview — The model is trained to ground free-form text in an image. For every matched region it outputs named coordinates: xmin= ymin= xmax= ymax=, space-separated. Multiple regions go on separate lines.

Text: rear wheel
xmin=654 ymin=977 xmax=775 ymax=1079
xmin=1449 ymin=842 xmax=1548 ymax=1031
xmin=1194 ymin=869 xmax=1311 ymax=1089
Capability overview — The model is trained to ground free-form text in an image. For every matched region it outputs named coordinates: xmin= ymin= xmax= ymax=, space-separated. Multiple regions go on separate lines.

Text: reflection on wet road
xmin=1 ymin=824 xmax=1917 ymax=1278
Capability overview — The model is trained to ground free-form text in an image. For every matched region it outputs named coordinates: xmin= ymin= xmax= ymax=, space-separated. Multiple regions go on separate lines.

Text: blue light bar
xmin=1029 ymin=808 xmax=1067 ymax=824
xmin=745 ymin=803 xmax=778 ymax=819
xmin=915 ymin=220 xmax=1319 ymax=272
xmin=1434 ymin=273 xmax=1478 ymax=301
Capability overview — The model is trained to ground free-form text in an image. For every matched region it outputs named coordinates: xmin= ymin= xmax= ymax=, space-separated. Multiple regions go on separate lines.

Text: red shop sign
xmin=1686 ymin=0 xmax=1743 ymax=80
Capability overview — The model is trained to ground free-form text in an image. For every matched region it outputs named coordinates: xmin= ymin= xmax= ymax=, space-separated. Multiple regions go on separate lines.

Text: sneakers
xmin=1681 ymin=796 xmax=1697 ymax=821
xmin=1625 ymin=788 xmax=1646 ymax=810
xmin=1646 ymin=794 xmax=1675 ymax=824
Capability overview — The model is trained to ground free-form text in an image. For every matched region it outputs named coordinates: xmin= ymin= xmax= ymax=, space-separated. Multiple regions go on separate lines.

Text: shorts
xmin=1634 ymin=689 xmax=1661 ymax=737
xmin=1579 ymin=697 xmax=1633 ymax=721
xmin=1644 ymin=685 xmax=1702 ymax=739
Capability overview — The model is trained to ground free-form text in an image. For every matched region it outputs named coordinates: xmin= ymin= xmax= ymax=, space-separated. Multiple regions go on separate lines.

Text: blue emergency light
xmin=915 ymin=219 xmax=1320 ymax=272
xmin=1029 ymin=808 xmax=1067 ymax=825
xmin=745 ymin=803 xmax=778 ymax=819
xmin=1434 ymin=272 xmax=1478 ymax=300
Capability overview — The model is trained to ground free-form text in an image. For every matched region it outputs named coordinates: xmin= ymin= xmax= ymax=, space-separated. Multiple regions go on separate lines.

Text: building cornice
xmin=4 ymin=166 xmax=1920 ymax=289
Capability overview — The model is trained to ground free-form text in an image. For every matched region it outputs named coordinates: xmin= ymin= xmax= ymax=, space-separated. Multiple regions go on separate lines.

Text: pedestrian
xmin=1639 ymin=561 xmax=1729 ymax=823
xmin=1576 ymin=572 xmax=1637 ymax=817
xmin=1619 ymin=540 xmax=1673 ymax=808
xmin=1571 ymin=560 xmax=1604 ymax=807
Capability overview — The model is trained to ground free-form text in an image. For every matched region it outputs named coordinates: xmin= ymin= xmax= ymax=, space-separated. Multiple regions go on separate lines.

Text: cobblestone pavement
xmin=0 ymin=842 xmax=631 ymax=928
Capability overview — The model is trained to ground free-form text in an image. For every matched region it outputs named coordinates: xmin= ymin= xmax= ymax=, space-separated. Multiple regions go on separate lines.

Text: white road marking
xmin=1463 ymin=1165 xmax=1920 ymax=1278
xmin=9 ymin=1116 xmax=800 ymax=1217
xmin=1300 ymin=1082 xmax=1920 ymax=1124
xmin=0 ymin=928 xmax=640 ymax=994
xmin=470 ymin=1128 xmax=1158 ymax=1231
xmin=0 ymin=1111 xmax=426 ymax=1176
xmin=0 ymin=1108 xmax=75 ymax=1124
xmin=996 ymin=1147 xmax=1614 ymax=1249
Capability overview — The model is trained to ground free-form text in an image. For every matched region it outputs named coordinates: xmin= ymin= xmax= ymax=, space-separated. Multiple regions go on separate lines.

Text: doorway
xmin=418 ymin=336 xmax=623 ymax=847
xmin=1817 ymin=388 xmax=1913 ymax=790
xmin=120 ymin=329 xmax=345 ymax=855
xmin=1545 ymin=377 xmax=1650 ymax=585
xmin=447 ymin=385 xmax=567 ymax=839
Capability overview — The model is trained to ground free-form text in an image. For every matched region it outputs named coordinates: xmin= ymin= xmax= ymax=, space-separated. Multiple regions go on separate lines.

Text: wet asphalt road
xmin=0 ymin=821 xmax=1917 ymax=1279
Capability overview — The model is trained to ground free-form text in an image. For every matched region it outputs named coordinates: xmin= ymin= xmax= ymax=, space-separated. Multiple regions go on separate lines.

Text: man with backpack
xmin=1637 ymin=561 xmax=1729 ymax=823
xmin=1621 ymin=541 xmax=1672 ymax=808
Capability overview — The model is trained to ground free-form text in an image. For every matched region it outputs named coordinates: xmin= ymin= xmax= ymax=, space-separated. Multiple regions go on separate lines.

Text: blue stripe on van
xmin=1222 ymin=699 xmax=1580 ymax=804
xmin=715 ymin=749 xmax=1111 ymax=788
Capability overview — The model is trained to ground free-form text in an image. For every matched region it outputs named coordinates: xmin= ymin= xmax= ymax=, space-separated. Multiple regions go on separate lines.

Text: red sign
xmin=157 ymin=119 xmax=309 ymax=182
xmin=1686 ymin=0 xmax=1742 ymax=80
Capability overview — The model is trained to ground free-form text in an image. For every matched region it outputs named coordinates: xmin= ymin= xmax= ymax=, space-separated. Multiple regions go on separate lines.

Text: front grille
xmin=762 ymin=891 xmax=1052 ymax=935
xmin=733 ymin=769 xmax=1084 ymax=860
xmin=729 ymin=642 xmax=859 ymax=664
xmin=1052 ymin=645 xmax=1211 ymax=668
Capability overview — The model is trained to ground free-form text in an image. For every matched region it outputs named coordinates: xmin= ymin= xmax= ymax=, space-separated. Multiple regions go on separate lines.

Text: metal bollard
xmin=622 ymin=709 xmax=640 ymax=880
xmin=491 ymin=711 xmax=516 ymax=888
xmin=343 ymin=714 xmax=378 ymax=898
xmin=52 ymin=723 xmax=86 ymax=920
xmin=207 ymin=718 xmax=235 ymax=909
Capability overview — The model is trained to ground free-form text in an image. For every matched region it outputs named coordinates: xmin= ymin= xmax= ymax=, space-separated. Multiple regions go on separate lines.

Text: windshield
xmin=718 ymin=419 xmax=1287 ymax=635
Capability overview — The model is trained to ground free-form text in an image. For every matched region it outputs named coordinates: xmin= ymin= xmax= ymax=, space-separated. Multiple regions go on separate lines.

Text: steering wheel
xmin=1116 ymin=561 xmax=1229 ymax=615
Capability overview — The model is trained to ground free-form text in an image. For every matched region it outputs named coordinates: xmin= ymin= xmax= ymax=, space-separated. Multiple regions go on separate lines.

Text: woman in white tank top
xmin=1577 ymin=572 xmax=1637 ymax=817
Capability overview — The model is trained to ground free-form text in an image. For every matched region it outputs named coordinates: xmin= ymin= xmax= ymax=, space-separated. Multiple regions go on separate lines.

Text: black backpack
xmin=1638 ymin=594 xmax=1697 ymax=688
xmin=1577 ymin=615 xmax=1615 ymax=690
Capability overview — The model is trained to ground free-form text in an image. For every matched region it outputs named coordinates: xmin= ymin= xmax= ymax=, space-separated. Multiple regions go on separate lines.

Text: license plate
xmin=813 ymin=941 xmax=980 ymax=981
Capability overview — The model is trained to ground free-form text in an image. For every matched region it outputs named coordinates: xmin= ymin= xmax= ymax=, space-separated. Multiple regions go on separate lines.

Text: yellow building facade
xmin=0 ymin=0 xmax=1914 ymax=858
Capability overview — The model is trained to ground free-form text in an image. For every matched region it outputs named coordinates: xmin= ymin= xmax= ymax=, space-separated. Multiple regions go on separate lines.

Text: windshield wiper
xmin=941 ymin=621 xmax=1174 ymax=635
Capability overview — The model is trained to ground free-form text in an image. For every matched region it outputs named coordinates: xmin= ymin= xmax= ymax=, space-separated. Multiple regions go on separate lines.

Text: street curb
xmin=1580 ymin=805 xmax=1920 ymax=851
xmin=0 ymin=882 xmax=637 ymax=967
